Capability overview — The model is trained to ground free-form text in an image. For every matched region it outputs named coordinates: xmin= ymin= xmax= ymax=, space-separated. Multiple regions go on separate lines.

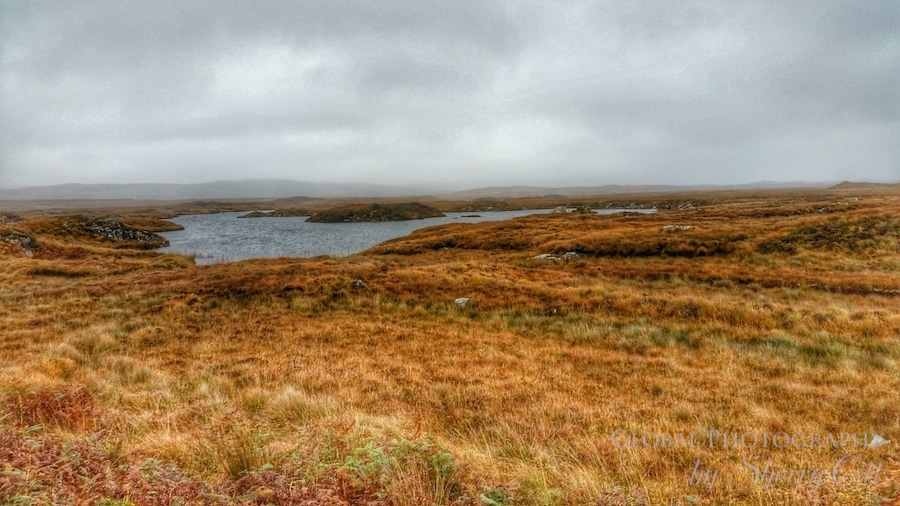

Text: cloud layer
xmin=1 ymin=0 xmax=897 ymax=188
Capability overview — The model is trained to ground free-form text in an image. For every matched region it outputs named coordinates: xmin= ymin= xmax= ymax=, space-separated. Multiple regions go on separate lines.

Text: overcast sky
xmin=1 ymin=1 xmax=897 ymax=189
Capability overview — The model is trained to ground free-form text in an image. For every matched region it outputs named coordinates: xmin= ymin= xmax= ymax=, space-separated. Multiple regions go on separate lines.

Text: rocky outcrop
xmin=1 ymin=232 xmax=38 ymax=257
xmin=0 ymin=212 xmax=23 ymax=223
xmin=83 ymin=218 xmax=169 ymax=248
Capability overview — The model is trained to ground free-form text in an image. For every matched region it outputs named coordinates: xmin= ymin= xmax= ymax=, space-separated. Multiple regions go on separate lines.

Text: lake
xmin=158 ymin=209 xmax=652 ymax=264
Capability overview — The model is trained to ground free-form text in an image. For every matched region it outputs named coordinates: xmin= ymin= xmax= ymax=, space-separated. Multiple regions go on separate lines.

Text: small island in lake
xmin=306 ymin=202 xmax=445 ymax=222
xmin=238 ymin=209 xmax=310 ymax=218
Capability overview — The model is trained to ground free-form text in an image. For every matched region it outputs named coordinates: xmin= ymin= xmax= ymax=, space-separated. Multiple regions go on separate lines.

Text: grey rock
xmin=2 ymin=232 xmax=37 ymax=257
xmin=85 ymin=218 xmax=169 ymax=247
xmin=535 ymin=252 xmax=583 ymax=260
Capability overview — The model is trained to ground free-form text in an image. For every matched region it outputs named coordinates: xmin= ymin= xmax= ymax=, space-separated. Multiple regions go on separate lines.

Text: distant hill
xmin=438 ymin=181 xmax=838 ymax=200
xmin=828 ymin=181 xmax=900 ymax=190
xmin=0 ymin=180 xmax=440 ymax=201
xmin=0 ymin=179 xmax=852 ymax=202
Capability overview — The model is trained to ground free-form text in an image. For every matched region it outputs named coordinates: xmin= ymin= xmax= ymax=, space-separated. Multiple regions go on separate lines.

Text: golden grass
xmin=0 ymin=189 xmax=898 ymax=505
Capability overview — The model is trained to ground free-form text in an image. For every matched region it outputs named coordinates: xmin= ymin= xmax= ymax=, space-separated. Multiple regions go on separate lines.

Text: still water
xmin=158 ymin=209 xmax=649 ymax=264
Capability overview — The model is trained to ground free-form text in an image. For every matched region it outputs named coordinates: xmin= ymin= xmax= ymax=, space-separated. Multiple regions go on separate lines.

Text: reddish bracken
xmin=4 ymin=384 xmax=96 ymax=431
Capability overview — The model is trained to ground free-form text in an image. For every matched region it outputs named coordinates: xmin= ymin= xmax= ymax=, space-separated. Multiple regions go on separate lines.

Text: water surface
xmin=159 ymin=209 xmax=651 ymax=264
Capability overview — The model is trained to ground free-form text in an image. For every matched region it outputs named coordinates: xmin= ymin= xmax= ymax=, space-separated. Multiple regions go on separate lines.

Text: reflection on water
xmin=159 ymin=209 xmax=653 ymax=264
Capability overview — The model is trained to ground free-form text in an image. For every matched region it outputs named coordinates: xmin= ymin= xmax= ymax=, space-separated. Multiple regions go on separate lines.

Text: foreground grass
xmin=1 ymin=189 xmax=898 ymax=505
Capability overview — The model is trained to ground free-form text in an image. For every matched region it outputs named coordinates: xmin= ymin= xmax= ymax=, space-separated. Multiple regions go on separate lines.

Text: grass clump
xmin=338 ymin=437 xmax=471 ymax=504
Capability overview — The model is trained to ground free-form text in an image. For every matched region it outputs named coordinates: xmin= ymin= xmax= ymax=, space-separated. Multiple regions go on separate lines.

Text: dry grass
xmin=1 ymin=189 xmax=898 ymax=505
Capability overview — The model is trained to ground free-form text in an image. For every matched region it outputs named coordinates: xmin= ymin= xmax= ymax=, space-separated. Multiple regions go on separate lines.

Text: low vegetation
xmin=0 ymin=189 xmax=898 ymax=504
xmin=757 ymin=216 xmax=900 ymax=254
xmin=307 ymin=202 xmax=445 ymax=222
xmin=238 ymin=209 xmax=311 ymax=218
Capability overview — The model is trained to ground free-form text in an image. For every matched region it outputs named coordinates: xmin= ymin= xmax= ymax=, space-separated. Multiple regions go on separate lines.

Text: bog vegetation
xmin=0 ymin=188 xmax=898 ymax=505
xmin=307 ymin=202 xmax=445 ymax=223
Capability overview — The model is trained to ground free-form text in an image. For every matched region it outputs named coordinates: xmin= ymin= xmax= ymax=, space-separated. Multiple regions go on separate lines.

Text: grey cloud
xmin=1 ymin=0 xmax=897 ymax=189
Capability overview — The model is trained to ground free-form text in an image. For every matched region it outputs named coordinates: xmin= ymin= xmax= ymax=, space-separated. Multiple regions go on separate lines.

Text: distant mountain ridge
xmin=435 ymin=181 xmax=839 ymax=199
xmin=0 ymin=179 xmax=867 ymax=201
xmin=0 ymin=180 xmax=439 ymax=201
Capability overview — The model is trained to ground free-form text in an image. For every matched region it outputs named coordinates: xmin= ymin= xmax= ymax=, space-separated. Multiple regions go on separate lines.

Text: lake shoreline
xmin=159 ymin=208 xmax=655 ymax=264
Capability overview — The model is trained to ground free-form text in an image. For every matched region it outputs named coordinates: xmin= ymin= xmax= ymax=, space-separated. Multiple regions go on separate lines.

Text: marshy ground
xmin=1 ymin=188 xmax=898 ymax=505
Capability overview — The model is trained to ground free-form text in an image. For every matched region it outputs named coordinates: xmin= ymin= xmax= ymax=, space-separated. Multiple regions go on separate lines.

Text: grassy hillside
xmin=0 ymin=190 xmax=898 ymax=505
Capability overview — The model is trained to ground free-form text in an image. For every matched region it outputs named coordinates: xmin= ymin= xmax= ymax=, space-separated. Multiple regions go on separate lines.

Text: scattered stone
xmin=676 ymin=202 xmax=696 ymax=211
xmin=551 ymin=206 xmax=569 ymax=214
xmin=2 ymin=232 xmax=37 ymax=257
xmin=0 ymin=212 xmax=22 ymax=223
xmin=352 ymin=278 xmax=367 ymax=290
xmin=454 ymin=297 xmax=470 ymax=308
xmin=662 ymin=225 xmax=693 ymax=232
xmin=535 ymin=252 xmax=583 ymax=261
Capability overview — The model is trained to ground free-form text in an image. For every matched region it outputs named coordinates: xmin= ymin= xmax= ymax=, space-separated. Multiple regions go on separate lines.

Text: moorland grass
xmin=0 ymin=189 xmax=897 ymax=504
